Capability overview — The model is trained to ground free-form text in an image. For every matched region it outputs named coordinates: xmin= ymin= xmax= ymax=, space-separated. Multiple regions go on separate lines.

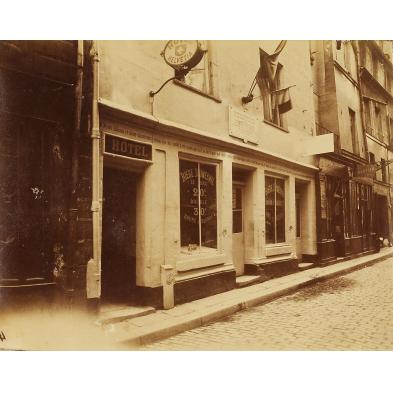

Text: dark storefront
xmin=0 ymin=41 xmax=91 ymax=307
xmin=316 ymin=157 xmax=377 ymax=264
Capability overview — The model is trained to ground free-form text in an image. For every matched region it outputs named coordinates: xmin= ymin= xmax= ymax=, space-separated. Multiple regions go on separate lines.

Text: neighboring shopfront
xmin=316 ymin=156 xmax=377 ymax=264
xmin=88 ymin=102 xmax=318 ymax=309
xmin=0 ymin=41 xmax=76 ymax=305
xmin=373 ymin=182 xmax=390 ymax=244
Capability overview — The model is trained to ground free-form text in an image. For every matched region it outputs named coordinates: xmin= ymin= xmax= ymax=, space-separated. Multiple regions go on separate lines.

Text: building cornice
xmin=97 ymin=98 xmax=319 ymax=173
xmin=360 ymin=66 xmax=393 ymax=102
xmin=333 ymin=60 xmax=359 ymax=88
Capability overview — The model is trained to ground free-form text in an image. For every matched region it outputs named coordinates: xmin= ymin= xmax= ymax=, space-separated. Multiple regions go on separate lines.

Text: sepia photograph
xmin=1 ymin=37 xmax=393 ymax=352
xmin=1 ymin=2 xmax=393 ymax=391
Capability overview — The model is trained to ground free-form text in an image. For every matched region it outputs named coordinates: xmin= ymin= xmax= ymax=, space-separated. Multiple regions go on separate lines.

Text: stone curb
xmin=119 ymin=250 xmax=393 ymax=347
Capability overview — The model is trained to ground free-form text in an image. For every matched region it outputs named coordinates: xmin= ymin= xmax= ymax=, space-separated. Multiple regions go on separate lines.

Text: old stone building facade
xmin=0 ymin=40 xmax=390 ymax=311
xmin=88 ymin=40 xmax=319 ymax=308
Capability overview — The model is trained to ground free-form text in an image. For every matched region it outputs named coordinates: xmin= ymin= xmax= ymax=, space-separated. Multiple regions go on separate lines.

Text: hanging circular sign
xmin=162 ymin=40 xmax=205 ymax=71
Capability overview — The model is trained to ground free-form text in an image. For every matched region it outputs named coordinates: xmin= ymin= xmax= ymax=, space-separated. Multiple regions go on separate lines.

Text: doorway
xmin=295 ymin=192 xmax=302 ymax=258
xmin=232 ymin=184 xmax=245 ymax=275
xmin=102 ymin=166 xmax=137 ymax=303
xmin=295 ymin=180 xmax=311 ymax=260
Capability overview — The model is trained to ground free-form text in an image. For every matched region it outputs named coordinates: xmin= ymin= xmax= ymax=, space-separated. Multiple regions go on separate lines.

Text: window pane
xmin=200 ymin=164 xmax=217 ymax=249
xmin=265 ymin=176 xmax=275 ymax=244
xmin=233 ymin=211 xmax=242 ymax=234
xmin=184 ymin=42 xmax=210 ymax=93
xmin=296 ymin=197 xmax=301 ymax=238
xmin=232 ymin=187 xmax=243 ymax=234
xmin=179 ymin=160 xmax=199 ymax=248
xmin=276 ymin=178 xmax=285 ymax=243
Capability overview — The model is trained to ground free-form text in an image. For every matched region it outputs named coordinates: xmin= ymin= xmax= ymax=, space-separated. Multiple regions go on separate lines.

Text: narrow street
xmin=143 ymin=258 xmax=393 ymax=350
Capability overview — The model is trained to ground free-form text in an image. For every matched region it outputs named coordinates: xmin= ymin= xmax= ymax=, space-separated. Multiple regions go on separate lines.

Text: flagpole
xmin=271 ymin=84 xmax=296 ymax=94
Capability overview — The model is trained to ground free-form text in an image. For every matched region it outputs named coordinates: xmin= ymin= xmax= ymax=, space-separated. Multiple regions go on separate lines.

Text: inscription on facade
xmin=228 ymin=105 xmax=258 ymax=145
xmin=104 ymin=134 xmax=152 ymax=161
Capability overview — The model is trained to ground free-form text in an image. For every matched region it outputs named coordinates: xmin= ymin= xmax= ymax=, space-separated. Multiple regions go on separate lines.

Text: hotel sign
xmin=104 ymin=134 xmax=152 ymax=161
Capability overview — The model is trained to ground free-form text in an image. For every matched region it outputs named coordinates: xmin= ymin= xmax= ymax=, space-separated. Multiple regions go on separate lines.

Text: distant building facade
xmin=310 ymin=40 xmax=388 ymax=264
xmin=357 ymin=40 xmax=393 ymax=246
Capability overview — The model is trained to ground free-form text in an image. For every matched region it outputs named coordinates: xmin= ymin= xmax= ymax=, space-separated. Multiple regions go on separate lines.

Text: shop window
xmin=265 ymin=176 xmax=285 ymax=244
xmin=179 ymin=159 xmax=217 ymax=253
xmin=319 ymin=175 xmax=335 ymax=240
xmin=350 ymin=183 xmax=365 ymax=237
xmin=353 ymin=183 xmax=373 ymax=237
xmin=342 ymin=182 xmax=351 ymax=238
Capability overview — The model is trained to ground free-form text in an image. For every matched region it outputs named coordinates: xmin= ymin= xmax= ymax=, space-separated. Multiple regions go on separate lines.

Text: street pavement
xmin=143 ymin=257 xmax=393 ymax=350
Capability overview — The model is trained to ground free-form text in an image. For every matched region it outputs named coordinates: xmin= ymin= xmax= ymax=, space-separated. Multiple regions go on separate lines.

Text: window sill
xmin=176 ymin=251 xmax=226 ymax=272
xmin=173 ymin=79 xmax=222 ymax=103
xmin=265 ymin=243 xmax=292 ymax=257
xmin=263 ymin=120 xmax=289 ymax=133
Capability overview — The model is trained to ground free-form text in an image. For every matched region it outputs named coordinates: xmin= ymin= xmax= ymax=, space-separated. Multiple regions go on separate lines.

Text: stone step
xmin=236 ymin=275 xmax=265 ymax=288
xmin=298 ymin=262 xmax=315 ymax=271
xmin=98 ymin=305 xmax=156 ymax=325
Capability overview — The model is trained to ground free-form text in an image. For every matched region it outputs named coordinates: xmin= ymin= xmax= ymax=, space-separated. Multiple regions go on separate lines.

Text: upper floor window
xmin=176 ymin=41 xmax=215 ymax=97
xmin=343 ymin=42 xmax=351 ymax=73
xmin=389 ymin=117 xmax=393 ymax=146
xmin=257 ymin=43 xmax=292 ymax=130
xmin=372 ymin=55 xmax=379 ymax=79
xmin=385 ymin=71 xmax=391 ymax=93
xmin=349 ymin=108 xmax=359 ymax=155
xmin=374 ymin=103 xmax=383 ymax=140
xmin=364 ymin=98 xmax=372 ymax=131
xmin=259 ymin=58 xmax=287 ymax=127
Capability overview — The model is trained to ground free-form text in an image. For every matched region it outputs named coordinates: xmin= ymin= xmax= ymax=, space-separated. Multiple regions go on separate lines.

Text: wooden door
xmin=232 ymin=185 xmax=244 ymax=276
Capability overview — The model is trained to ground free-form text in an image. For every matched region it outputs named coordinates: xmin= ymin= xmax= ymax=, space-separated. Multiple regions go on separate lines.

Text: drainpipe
xmin=67 ymin=40 xmax=84 ymax=297
xmin=86 ymin=41 xmax=101 ymax=301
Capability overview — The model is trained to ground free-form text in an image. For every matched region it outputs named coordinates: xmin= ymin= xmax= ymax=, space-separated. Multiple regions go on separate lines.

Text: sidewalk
xmin=104 ymin=247 xmax=393 ymax=348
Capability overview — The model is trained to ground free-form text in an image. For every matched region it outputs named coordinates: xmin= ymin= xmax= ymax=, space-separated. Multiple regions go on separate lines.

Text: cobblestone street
xmin=143 ymin=258 xmax=393 ymax=350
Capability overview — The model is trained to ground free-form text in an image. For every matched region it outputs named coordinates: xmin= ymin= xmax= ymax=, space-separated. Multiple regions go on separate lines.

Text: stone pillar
xmin=165 ymin=149 xmax=181 ymax=267
xmin=287 ymin=175 xmax=297 ymax=257
xmin=304 ymin=179 xmax=317 ymax=255
xmin=245 ymin=168 xmax=265 ymax=261
xmin=136 ymin=150 xmax=166 ymax=288
xmin=220 ymin=154 xmax=233 ymax=262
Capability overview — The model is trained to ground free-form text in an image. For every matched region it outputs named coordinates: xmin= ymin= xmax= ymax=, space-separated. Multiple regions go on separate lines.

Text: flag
xmin=271 ymin=87 xmax=293 ymax=114
xmin=256 ymin=40 xmax=287 ymax=89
